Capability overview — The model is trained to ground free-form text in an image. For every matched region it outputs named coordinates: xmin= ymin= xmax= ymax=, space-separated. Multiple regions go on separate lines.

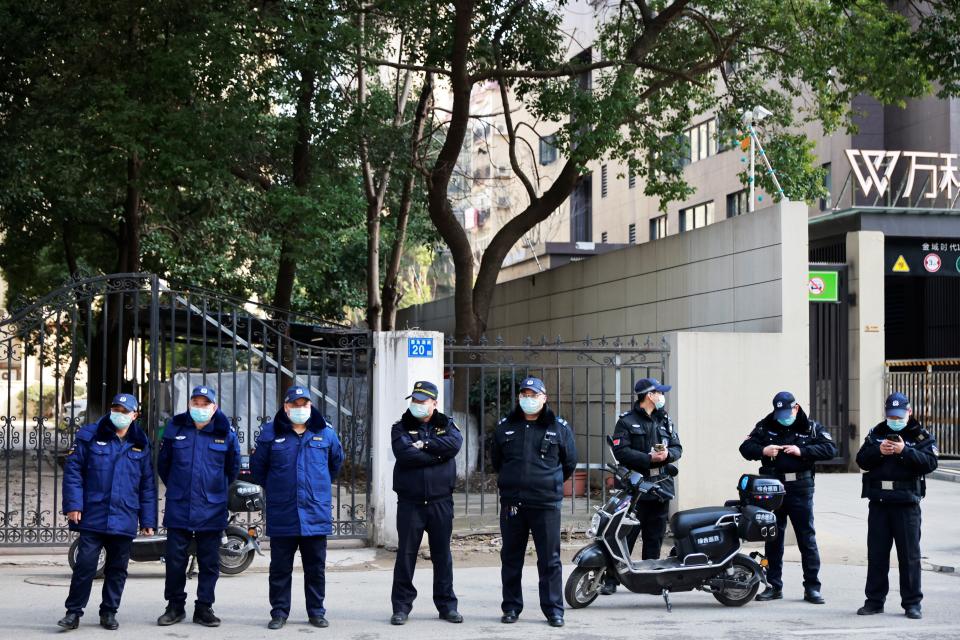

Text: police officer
xmin=251 ymin=385 xmax=344 ymax=630
xmin=492 ymin=377 xmax=577 ymax=628
xmin=156 ymin=385 xmax=240 ymax=627
xmin=58 ymin=393 xmax=157 ymax=631
xmin=740 ymin=391 xmax=836 ymax=604
xmin=389 ymin=381 xmax=464 ymax=626
xmin=856 ymin=392 xmax=938 ymax=620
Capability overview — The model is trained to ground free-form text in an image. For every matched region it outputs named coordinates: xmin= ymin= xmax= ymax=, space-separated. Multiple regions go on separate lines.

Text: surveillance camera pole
xmin=742 ymin=107 xmax=787 ymax=212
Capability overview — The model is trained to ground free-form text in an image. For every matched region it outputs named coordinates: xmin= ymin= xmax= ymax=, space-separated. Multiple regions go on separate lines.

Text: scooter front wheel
xmin=67 ymin=537 xmax=106 ymax=578
xmin=712 ymin=555 xmax=760 ymax=607
xmin=218 ymin=528 xmax=255 ymax=575
xmin=564 ymin=566 xmax=605 ymax=609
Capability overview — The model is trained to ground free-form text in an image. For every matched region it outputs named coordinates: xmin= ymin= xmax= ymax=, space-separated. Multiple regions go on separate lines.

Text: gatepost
xmin=369 ymin=331 xmax=445 ymax=547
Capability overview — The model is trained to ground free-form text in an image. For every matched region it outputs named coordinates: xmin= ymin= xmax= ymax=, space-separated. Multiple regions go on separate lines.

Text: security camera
xmin=752 ymin=106 xmax=773 ymax=121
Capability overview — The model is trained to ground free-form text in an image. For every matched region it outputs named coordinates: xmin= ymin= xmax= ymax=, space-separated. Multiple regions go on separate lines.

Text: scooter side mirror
xmin=663 ymin=463 xmax=679 ymax=477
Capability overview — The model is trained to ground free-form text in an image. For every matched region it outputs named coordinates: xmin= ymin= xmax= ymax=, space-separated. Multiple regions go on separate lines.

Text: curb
xmin=922 ymin=561 xmax=958 ymax=575
xmin=929 ymin=470 xmax=960 ymax=483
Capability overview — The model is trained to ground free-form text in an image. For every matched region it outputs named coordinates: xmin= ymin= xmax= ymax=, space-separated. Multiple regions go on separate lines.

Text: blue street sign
xmin=407 ymin=337 xmax=434 ymax=358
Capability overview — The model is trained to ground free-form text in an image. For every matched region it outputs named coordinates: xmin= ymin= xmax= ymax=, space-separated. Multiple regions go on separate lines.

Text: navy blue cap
xmin=191 ymin=385 xmax=216 ymax=403
xmin=519 ymin=377 xmax=546 ymax=394
xmin=110 ymin=393 xmax=138 ymax=412
xmin=406 ymin=380 xmax=438 ymax=401
xmin=772 ymin=391 xmax=797 ymax=420
xmin=885 ymin=392 xmax=909 ymax=418
xmin=283 ymin=385 xmax=311 ymax=404
xmin=634 ymin=377 xmax=671 ymax=395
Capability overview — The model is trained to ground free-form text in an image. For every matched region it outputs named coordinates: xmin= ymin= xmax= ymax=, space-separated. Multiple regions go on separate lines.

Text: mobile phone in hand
xmin=885 ymin=434 xmax=902 ymax=442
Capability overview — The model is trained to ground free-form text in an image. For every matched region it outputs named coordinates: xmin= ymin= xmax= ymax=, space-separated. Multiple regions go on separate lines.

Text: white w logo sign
xmin=845 ymin=150 xmax=901 ymax=197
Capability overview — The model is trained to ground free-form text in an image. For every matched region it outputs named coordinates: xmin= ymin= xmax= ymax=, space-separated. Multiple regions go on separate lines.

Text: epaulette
xmin=556 ymin=417 xmax=568 ymax=426
xmin=74 ymin=427 xmax=95 ymax=442
xmin=619 ymin=411 xmax=631 ymax=418
xmin=448 ymin=420 xmax=461 ymax=431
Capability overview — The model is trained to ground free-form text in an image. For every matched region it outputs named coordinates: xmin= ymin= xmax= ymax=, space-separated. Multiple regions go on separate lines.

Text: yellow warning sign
xmin=893 ymin=255 xmax=910 ymax=273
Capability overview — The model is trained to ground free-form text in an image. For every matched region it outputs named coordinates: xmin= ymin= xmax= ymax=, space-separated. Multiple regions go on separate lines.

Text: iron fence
xmin=0 ymin=273 xmax=372 ymax=545
xmin=444 ymin=335 xmax=669 ymax=531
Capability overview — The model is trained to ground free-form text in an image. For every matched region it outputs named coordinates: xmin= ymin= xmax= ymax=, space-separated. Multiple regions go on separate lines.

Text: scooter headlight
xmin=590 ymin=512 xmax=602 ymax=533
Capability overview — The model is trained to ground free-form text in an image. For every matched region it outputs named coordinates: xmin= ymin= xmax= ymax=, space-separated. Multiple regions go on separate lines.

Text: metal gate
xmin=885 ymin=360 xmax=960 ymax=457
xmin=444 ymin=335 xmax=669 ymax=531
xmin=0 ymin=273 xmax=372 ymax=545
xmin=808 ymin=264 xmax=849 ymax=464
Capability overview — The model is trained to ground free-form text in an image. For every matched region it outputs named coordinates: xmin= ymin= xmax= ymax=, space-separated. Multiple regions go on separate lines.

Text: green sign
xmin=808 ymin=270 xmax=839 ymax=303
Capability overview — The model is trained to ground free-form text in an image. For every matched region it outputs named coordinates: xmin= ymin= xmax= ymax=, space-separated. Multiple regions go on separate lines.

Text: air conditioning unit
xmin=495 ymin=195 xmax=511 ymax=208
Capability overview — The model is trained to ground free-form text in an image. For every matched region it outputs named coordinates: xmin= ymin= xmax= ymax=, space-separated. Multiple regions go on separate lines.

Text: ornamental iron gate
xmin=444 ymin=335 xmax=669 ymax=531
xmin=0 ymin=273 xmax=372 ymax=546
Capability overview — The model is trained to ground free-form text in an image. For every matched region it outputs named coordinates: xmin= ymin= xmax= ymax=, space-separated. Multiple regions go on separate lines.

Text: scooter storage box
xmin=229 ymin=480 xmax=264 ymax=512
xmin=737 ymin=474 xmax=785 ymax=511
xmin=737 ymin=504 xmax=778 ymax=541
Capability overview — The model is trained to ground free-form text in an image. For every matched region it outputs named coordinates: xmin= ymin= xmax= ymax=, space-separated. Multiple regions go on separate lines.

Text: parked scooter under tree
xmin=68 ymin=478 xmax=264 ymax=578
xmin=565 ymin=436 xmax=785 ymax=611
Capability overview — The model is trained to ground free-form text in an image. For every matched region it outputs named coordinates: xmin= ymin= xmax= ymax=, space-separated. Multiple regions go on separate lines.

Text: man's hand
xmin=880 ymin=439 xmax=905 ymax=456
xmin=762 ymin=445 xmax=781 ymax=457
xmin=141 ymin=528 xmax=155 ymax=536
xmin=67 ymin=511 xmax=81 ymax=524
xmin=650 ymin=450 xmax=668 ymax=463
xmin=781 ymin=445 xmax=802 ymax=457
xmin=411 ymin=440 xmax=425 ymax=450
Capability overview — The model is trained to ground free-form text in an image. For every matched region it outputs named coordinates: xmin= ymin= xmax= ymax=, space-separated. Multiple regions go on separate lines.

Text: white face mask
xmin=519 ymin=396 xmax=544 ymax=415
xmin=287 ymin=406 xmax=311 ymax=425
xmin=409 ymin=402 xmax=431 ymax=419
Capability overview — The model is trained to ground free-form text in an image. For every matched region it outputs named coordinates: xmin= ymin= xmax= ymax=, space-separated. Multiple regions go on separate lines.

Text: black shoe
xmin=857 ymin=604 xmax=884 ymax=615
xmin=193 ymin=606 xmax=221 ymax=627
xmin=99 ymin=613 xmax=119 ymax=630
xmin=905 ymin=607 xmax=922 ymax=619
xmin=390 ymin=612 xmax=408 ymax=625
xmin=599 ymin=580 xmax=618 ymax=595
xmin=440 ymin=610 xmax=463 ymax=623
xmin=309 ymin=616 xmax=329 ymax=628
xmin=756 ymin=587 xmax=783 ymax=601
xmin=267 ymin=616 xmax=287 ymax=630
xmin=57 ymin=613 xmax=80 ymax=630
xmin=804 ymin=589 xmax=825 ymax=605
xmin=501 ymin=610 xmax=519 ymax=624
xmin=157 ymin=605 xmax=186 ymax=626
xmin=548 ymin=617 xmax=565 ymax=628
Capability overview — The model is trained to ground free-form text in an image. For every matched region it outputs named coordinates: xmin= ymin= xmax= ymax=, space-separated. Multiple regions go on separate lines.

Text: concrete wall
xmin=400 ymin=203 xmax=811 ymax=510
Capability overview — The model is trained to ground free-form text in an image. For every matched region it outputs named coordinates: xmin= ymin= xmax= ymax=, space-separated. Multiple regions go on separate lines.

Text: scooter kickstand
xmin=661 ymin=588 xmax=672 ymax=613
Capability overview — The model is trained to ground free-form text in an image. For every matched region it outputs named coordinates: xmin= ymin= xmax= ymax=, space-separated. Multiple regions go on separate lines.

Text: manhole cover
xmin=25 ymin=575 xmax=72 ymax=587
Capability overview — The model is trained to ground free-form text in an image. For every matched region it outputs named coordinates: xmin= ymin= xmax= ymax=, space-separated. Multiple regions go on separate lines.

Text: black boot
xmin=755 ymin=587 xmax=783 ymax=601
xmin=157 ymin=604 xmax=186 ymax=626
xmin=193 ymin=605 xmax=221 ymax=627
xmin=99 ymin=612 xmax=119 ymax=630
xmin=57 ymin=612 xmax=80 ymax=630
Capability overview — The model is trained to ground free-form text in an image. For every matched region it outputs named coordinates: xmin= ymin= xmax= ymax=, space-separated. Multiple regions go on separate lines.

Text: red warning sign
xmin=923 ymin=253 xmax=942 ymax=273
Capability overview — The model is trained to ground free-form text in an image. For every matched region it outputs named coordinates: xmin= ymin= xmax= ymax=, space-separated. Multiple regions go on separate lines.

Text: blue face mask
xmin=519 ymin=396 xmax=544 ymax=415
xmin=654 ymin=395 xmax=666 ymax=410
xmin=189 ymin=406 xmax=214 ymax=424
xmin=777 ymin=415 xmax=796 ymax=427
xmin=109 ymin=411 xmax=134 ymax=430
xmin=886 ymin=418 xmax=907 ymax=431
xmin=409 ymin=402 xmax=431 ymax=419
xmin=288 ymin=407 xmax=311 ymax=425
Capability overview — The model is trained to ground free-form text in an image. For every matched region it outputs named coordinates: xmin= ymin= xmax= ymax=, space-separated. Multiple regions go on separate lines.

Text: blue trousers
xmin=865 ymin=501 xmax=923 ymax=609
xmin=765 ymin=488 xmax=821 ymax=591
xmin=65 ymin=531 xmax=132 ymax=616
xmin=500 ymin=504 xmax=563 ymax=619
xmin=391 ymin=498 xmax=458 ymax=615
xmin=269 ymin=535 xmax=327 ymax=619
xmin=164 ymin=528 xmax=221 ymax=609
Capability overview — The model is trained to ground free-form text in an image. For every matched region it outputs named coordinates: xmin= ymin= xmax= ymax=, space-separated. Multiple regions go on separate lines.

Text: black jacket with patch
xmin=611 ymin=402 xmax=682 ymax=501
xmin=856 ymin=418 xmax=938 ymax=503
xmin=739 ymin=408 xmax=837 ymax=490
xmin=391 ymin=409 xmax=463 ymax=503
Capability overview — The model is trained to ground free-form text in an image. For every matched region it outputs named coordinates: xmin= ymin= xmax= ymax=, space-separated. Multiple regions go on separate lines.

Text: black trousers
xmin=65 ymin=531 xmax=132 ymax=616
xmin=499 ymin=504 xmax=563 ymax=619
xmin=391 ymin=498 xmax=458 ymax=615
xmin=269 ymin=535 xmax=327 ymax=619
xmin=625 ymin=499 xmax=670 ymax=560
xmin=164 ymin=528 xmax=222 ymax=609
xmin=765 ymin=487 xmax=821 ymax=591
xmin=865 ymin=501 xmax=923 ymax=609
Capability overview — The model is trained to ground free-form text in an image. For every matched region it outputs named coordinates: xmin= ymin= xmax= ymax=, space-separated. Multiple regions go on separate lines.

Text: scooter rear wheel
xmin=218 ymin=529 xmax=255 ymax=575
xmin=712 ymin=555 xmax=760 ymax=607
xmin=67 ymin=538 xmax=106 ymax=578
xmin=564 ymin=567 xmax=604 ymax=609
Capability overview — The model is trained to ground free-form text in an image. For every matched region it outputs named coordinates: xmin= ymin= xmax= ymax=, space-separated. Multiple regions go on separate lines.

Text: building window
xmin=601 ymin=231 xmax=608 ymax=243
xmin=628 ymin=166 xmax=636 ymax=189
xmin=682 ymin=118 xmax=718 ymax=164
xmin=679 ymin=201 xmax=715 ymax=232
xmin=726 ymin=189 xmax=748 ymax=218
xmin=628 ymin=223 xmax=636 ymax=244
xmin=649 ymin=215 xmax=667 ymax=241
xmin=820 ymin=162 xmax=832 ymax=211
xmin=601 ymin=164 xmax=608 ymax=198
xmin=539 ymin=134 xmax=557 ymax=165
xmin=570 ymin=174 xmax=592 ymax=242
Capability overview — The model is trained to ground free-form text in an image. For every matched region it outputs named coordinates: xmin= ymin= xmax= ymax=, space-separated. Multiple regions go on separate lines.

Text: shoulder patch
xmin=822 ymin=431 xmax=832 ymax=440
xmin=498 ymin=417 xmax=508 ymax=424
xmin=917 ymin=433 xmax=926 ymax=441
xmin=448 ymin=421 xmax=460 ymax=431
xmin=932 ymin=445 xmax=939 ymax=457
xmin=619 ymin=411 xmax=630 ymax=418
xmin=556 ymin=417 xmax=568 ymax=425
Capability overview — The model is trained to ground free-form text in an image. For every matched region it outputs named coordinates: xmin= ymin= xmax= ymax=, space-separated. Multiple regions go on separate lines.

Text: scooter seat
xmin=670 ymin=506 xmax=739 ymax=538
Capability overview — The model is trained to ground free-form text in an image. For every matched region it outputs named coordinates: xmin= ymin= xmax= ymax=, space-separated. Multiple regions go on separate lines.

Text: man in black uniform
xmin=855 ymin=392 xmax=938 ymax=620
xmin=603 ymin=377 xmax=682 ymax=594
xmin=740 ymin=391 xmax=836 ymax=604
xmin=389 ymin=381 xmax=464 ymax=626
xmin=492 ymin=377 xmax=577 ymax=627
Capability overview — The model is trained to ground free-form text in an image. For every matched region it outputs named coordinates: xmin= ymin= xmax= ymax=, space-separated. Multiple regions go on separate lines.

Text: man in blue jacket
xmin=156 ymin=385 xmax=240 ymax=627
xmin=491 ymin=377 xmax=577 ymax=628
xmin=389 ymin=381 xmax=463 ymax=626
xmin=58 ymin=393 xmax=157 ymax=631
xmin=251 ymin=385 xmax=344 ymax=630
